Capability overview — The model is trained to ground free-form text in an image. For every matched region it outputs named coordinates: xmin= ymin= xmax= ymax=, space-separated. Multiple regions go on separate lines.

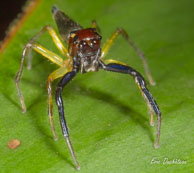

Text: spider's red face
xmin=69 ymin=28 xmax=101 ymax=56
xmin=69 ymin=28 xmax=102 ymax=73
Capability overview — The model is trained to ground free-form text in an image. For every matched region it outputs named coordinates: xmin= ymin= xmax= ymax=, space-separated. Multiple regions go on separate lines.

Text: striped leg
xmin=47 ymin=67 xmax=69 ymax=141
xmin=99 ymin=60 xmax=161 ymax=148
xmin=55 ymin=68 xmax=80 ymax=170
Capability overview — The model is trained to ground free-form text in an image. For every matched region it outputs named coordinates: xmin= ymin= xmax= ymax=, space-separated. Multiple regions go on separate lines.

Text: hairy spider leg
xmin=99 ymin=60 xmax=161 ymax=148
xmin=101 ymin=28 xmax=156 ymax=86
xmin=27 ymin=26 xmax=71 ymax=69
xmin=104 ymin=58 xmax=155 ymax=126
xmin=55 ymin=63 xmax=80 ymax=170
xmin=15 ymin=42 xmax=65 ymax=134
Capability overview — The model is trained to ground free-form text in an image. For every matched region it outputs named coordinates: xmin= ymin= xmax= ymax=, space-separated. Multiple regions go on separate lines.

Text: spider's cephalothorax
xmin=15 ymin=5 xmax=161 ymax=170
xmin=68 ymin=28 xmax=102 ymax=73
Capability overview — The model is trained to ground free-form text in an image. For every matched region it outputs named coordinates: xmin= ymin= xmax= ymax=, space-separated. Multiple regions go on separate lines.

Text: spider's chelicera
xmin=15 ymin=5 xmax=161 ymax=170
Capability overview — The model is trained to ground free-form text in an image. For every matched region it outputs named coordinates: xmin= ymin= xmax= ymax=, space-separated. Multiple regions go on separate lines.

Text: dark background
xmin=0 ymin=0 xmax=27 ymax=41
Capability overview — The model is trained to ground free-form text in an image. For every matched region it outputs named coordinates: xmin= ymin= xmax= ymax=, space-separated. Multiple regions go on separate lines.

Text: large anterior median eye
xmin=79 ymin=41 xmax=88 ymax=48
xmin=92 ymin=39 xmax=97 ymax=44
xmin=89 ymin=39 xmax=97 ymax=48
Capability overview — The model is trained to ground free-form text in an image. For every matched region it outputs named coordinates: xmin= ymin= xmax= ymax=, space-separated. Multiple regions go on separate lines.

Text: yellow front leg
xmin=47 ymin=66 xmax=71 ymax=141
xmin=101 ymin=28 xmax=156 ymax=86
xmin=27 ymin=26 xmax=71 ymax=70
xmin=103 ymin=59 xmax=127 ymax=66
xmin=30 ymin=43 xmax=64 ymax=67
xmin=31 ymin=25 xmax=70 ymax=57
xmin=15 ymin=42 xmax=66 ymax=113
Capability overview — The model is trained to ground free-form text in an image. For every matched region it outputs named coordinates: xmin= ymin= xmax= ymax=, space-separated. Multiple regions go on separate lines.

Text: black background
xmin=0 ymin=0 xmax=27 ymax=41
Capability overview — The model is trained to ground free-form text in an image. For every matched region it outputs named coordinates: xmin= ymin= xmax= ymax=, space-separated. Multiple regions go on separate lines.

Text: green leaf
xmin=0 ymin=0 xmax=194 ymax=172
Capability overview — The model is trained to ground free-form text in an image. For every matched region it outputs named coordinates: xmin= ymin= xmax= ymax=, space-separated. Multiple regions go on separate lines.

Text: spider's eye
xmin=89 ymin=39 xmax=97 ymax=48
xmin=73 ymin=35 xmax=79 ymax=44
xmin=92 ymin=39 xmax=97 ymax=44
xmin=83 ymin=41 xmax=87 ymax=45
xmin=94 ymin=32 xmax=102 ymax=40
xmin=98 ymin=35 xmax=102 ymax=40
xmin=79 ymin=41 xmax=87 ymax=48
